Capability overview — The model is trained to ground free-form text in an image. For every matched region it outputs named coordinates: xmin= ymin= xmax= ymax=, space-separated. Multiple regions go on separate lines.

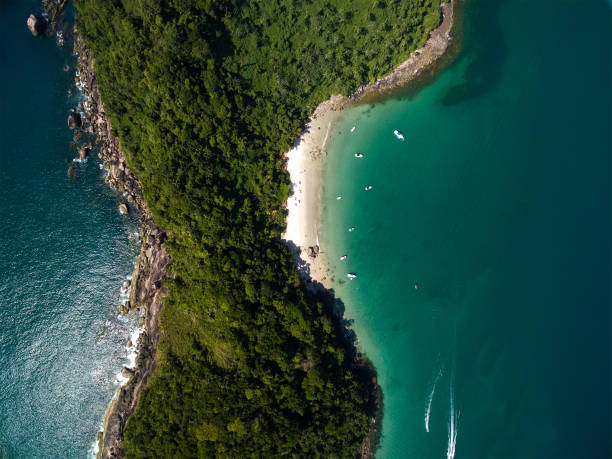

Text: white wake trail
xmin=447 ymin=328 xmax=458 ymax=459
xmin=425 ymin=365 xmax=444 ymax=432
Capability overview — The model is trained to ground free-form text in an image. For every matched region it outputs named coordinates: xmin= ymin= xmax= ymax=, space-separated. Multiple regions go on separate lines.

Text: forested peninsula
xmin=75 ymin=0 xmax=444 ymax=456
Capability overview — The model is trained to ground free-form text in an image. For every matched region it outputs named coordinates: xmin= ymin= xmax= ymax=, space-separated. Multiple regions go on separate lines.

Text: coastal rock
xmin=119 ymin=203 xmax=128 ymax=215
xmin=26 ymin=14 xmax=46 ymax=36
xmin=67 ymin=111 xmax=81 ymax=129
xmin=121 ymin=366 xmax=135 ymax=378
xmin=78 ymin=145 xmax=89 ymax=160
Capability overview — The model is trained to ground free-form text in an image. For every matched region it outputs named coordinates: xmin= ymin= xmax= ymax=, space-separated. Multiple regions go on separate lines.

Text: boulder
xmin=26 ymin=14 xmax=46 ymax=36
xmin=67 ymin=111 xmax=81 ymax=129
xmin=119 ymin=203 xmax=128 ymax=215
xmin=78 ymin=145 xmax=89 ymax=160
xmin=121 ymin=366 xmax=135 ymax=379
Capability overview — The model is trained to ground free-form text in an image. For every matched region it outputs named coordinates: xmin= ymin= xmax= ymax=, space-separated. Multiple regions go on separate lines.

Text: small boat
xmin=393 ymin=129 xmax=405 ymax=140
xmin=354 ymin=152 xmax=364 ymax=158
xmin=364 ymin=185 xmax=373 ymax=191
xmin=336 ymin=196 xmax=342 ymax=200
xmin=348 ymin=227 xmax=355 ymax=232
xmin=350 ymin=126 xmax=356 ymax=132
xmin=347 ymin=273 xmax=357 ymax=280
xmin=340 ymin=255 xmax=347 ymax=261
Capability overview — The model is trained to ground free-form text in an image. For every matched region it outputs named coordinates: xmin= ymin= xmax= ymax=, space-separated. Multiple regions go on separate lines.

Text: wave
xmin=425 ymin=363 xmax=444 ymax=432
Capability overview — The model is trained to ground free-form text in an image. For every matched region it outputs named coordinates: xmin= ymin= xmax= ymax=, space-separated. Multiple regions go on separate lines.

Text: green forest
xmin=75 ymin=0 xmax=441 ymax=456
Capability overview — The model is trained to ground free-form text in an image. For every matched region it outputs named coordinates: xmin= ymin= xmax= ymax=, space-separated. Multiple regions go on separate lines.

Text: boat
xmin=348 ymin=227 xmax=355 ymax=232
xmin=354 ymin=152 xmax=364 ymax=158
xmin=340 ymin=255 xmax=347 ymax=261
xmin=336 ymin=196 xmax=342 ymax=200
xmin=364 ymin=185 xmax=373 ymax=191
xmin=347 ymin=273 xmax=357 ymax=280
xmin=350 ymin=126 xmax=356 ymax=132
xmin=393 ymin=129 xmax=405 ymax=140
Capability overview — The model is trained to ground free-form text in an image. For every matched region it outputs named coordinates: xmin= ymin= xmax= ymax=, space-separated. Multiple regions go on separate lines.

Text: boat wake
xmin=447 ymin=328 xmax=458 ymax=459
xmin=425 ymin=363 xmax=444 ymax=432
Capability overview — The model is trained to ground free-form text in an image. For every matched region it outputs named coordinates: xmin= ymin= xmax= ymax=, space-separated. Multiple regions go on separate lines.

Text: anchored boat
xmin=393 ymin=129 xmax=405 ymax=140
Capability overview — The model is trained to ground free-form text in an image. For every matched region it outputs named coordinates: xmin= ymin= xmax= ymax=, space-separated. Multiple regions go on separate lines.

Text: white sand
xmin=282 ymin=96 xmax=346 ymax=287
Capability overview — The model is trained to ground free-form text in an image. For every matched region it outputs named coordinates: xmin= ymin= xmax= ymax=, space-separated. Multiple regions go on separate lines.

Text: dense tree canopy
xmin=76 ymin=0 xmax=441 ymax=456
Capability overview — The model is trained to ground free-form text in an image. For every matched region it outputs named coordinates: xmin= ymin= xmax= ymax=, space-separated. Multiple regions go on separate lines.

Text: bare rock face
xmin=67 ymin=111 xmax=81 ymax=129
xmin=26 ymin=14 xmax=46 ymax=36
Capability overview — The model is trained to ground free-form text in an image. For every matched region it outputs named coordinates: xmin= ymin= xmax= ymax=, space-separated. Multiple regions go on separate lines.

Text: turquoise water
xmin=322 ymin=1 xmax=611 ymax=458
xmin=0 ymin=2 xmax=140 ymax=457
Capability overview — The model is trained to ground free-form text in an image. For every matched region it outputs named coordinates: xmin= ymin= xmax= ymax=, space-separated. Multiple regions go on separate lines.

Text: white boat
xmin=347 ymin=273 xmax=357 ymax=280
xmin=393 ymin=129 xmax=405 ymax=140
xmin=364 ymin=185 xmax=373 ymax=191
xmin=340 ymin=255 xmax=347 ymax=261
xmin=336 ymin=196 xmax=342 ymax=200
xmin=354 ymin=152 xmax=364 ymax=158
xmin=348 ymin=227 xmax=355 ymax=232
xmin=350 ymin=126 xmax=356 ymax=132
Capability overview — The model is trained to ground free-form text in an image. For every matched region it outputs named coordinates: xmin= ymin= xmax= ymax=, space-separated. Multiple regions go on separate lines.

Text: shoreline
xmin=283 ymin=0 xmax=455 ymax=290
xmin=72 ymin=1 xmax=455 ymax=457
xmin=282 ymin=1 xmax=455 ymax=454
xmin=72 ymin=32 xmax=169 ymax=459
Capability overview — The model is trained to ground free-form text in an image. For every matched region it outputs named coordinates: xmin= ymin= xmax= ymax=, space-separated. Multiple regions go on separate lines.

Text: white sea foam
xmin=86 ymin=439 xmax=100 ymax=459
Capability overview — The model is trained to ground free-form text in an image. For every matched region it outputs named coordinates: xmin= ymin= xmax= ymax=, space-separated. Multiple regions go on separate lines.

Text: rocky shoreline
xmin=67 ymin=1 xmax=455 ymax=456
xmin=72 ymin=32 xmax=169 ymax=459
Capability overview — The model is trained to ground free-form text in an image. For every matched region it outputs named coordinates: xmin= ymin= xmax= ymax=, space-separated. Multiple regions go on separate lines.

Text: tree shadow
xmin=285 ymin=239 xmax=383 ymax=449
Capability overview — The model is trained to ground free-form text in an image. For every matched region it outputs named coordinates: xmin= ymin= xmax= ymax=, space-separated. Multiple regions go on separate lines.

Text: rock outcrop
xmin=73 ymin=31 xmax=170 ymax=459
xmin=67 ymin=111 xmax=81 ymax=129
xmin=26 ymin=14 xmax=46 ymax=36
xmin=78 ymin=145 xmax=90 ymax=160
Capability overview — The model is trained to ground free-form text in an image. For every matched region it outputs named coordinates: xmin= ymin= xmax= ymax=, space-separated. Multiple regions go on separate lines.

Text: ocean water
xmin=0 ymin=1 xmax=141 ymax=457
xmin=322 ymin=1 xmax=611 ymax=458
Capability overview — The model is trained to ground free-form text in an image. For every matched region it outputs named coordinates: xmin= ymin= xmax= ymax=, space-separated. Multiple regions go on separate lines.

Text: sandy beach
xmin=282 ymin=1 xmax=455 ymax=288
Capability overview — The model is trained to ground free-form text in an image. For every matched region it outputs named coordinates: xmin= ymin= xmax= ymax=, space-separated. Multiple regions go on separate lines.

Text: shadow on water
xmin=284 ymin=239 xmax=382 ymax=449
xmin=440 ymin=0 xmax=506 ymax=105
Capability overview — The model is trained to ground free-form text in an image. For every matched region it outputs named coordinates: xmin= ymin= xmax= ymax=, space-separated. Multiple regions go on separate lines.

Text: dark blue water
xmin=0 ymin=2 xmax=140 ymax=457
xmin=322 ymin=1 xmax=611 ymax=457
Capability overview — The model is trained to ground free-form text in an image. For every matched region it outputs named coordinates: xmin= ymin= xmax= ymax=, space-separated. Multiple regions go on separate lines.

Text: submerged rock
xmin=67 ymin=111 xmax=81 ymax=129
xmin=26 ymin=14 xmax=46 ymax=36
